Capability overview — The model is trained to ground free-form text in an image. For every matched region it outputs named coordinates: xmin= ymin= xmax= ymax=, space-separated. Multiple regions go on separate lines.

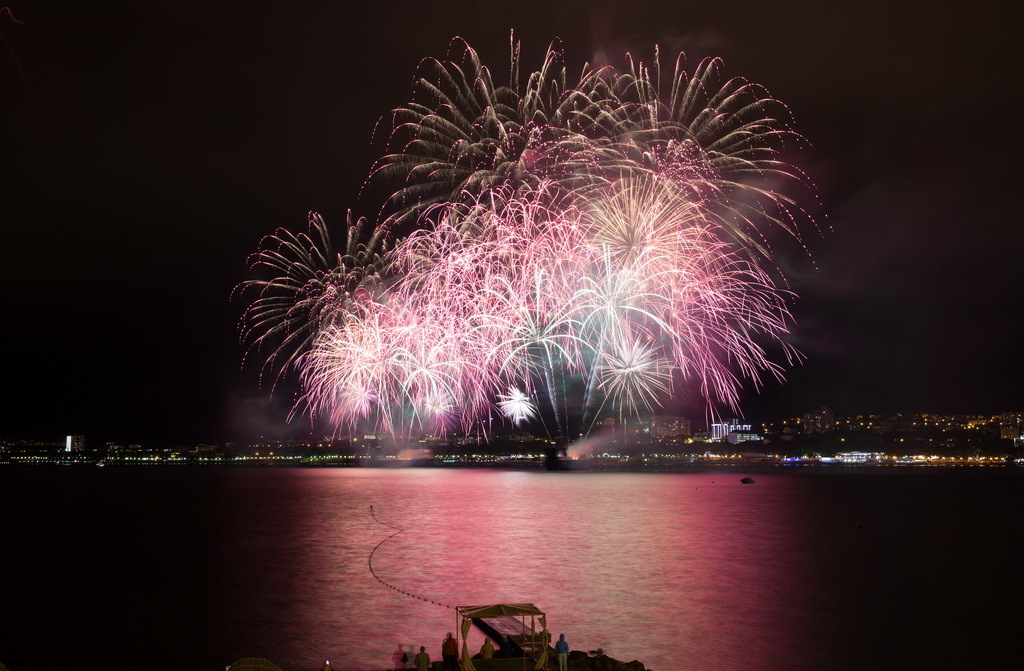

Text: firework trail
xmin=368 ymin=33 xmax=623 ymax=234
xmin=242 ymin=35 xmax=816 ymax=439
xmin=235 ymin=211 xmax=386 ymax=390
xmin=1 ymin=6 xmax=25 ymax=81
xmin=370 ymin=35 xmax=813 ymax=256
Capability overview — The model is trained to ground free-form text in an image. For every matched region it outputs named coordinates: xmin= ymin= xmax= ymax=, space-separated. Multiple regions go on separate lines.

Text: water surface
xmin=1 ymin=466 xmax=1020 ymax=671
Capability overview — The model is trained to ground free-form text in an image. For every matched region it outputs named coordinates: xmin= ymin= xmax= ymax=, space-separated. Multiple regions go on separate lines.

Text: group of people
xmin=389 ymin=633 xmax=457 ymax=671
xmin=387 ymin=643 xmax=435 ymax=671
xmin=387 ymin=631 xmax=570 ymax=671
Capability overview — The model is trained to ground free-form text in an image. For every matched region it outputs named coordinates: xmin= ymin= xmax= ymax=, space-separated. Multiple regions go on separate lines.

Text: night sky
xmin=2 ymin=1 xmax=1021 ymax=445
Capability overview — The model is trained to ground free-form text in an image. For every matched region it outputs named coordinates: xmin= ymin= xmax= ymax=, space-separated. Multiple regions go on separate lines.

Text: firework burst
xmin=372 ymin=38 xmax=814 ymax=257
xmin=498 ymin=387 xmax=538 ymax=425
xmin=369 ymin=33 xmax=623 ymax=233
xmin=236 ymin=211 xmax=386 ymax=389
xmin=241 ymin=36 xmax=817 ymax=439
xmin=297 ymin=178 xmax=796 ymax=438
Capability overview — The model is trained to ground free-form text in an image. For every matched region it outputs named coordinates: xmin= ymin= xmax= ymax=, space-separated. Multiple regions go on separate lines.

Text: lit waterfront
xmin=0 ymin=446 xmax=1018 ymax=468
xmin=4 ymin=410 xmax=1021 ymax=467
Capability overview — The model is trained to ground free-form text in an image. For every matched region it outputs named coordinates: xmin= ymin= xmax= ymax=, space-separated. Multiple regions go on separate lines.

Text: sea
xmin=1 ymin=465 xmax=1021 ymax=671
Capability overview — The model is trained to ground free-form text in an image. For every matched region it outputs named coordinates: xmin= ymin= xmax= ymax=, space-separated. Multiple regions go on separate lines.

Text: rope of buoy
xmin=368 ymin=505 xmax=455 ymax=609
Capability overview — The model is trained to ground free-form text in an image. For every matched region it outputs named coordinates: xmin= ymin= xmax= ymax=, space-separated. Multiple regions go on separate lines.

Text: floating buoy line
xmin=368 ymin=505 xmax=455 ymax=609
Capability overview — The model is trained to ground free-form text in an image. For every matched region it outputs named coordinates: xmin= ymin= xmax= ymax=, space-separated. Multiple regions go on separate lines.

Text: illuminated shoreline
xmin=1 ymin=451 xmax=1015 ymax=469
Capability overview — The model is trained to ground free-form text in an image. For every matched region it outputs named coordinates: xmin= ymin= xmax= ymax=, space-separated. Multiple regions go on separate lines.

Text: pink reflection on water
xmin=208 ymin=469 xmax=828 ymax=671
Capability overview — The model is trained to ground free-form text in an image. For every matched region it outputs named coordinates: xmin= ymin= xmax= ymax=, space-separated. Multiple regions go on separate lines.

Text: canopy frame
xmin=456 ymin=604 xmax=549 ymax=671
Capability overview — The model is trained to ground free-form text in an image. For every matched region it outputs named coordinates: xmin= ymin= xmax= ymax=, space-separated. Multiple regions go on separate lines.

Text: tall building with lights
xmin=1000 ymin=412 xmax=1023 ymax=442
xmin=650 ymin=415 xmax=691 ymax=438
xmin=803 ymin=406 xmax=835 ymax=434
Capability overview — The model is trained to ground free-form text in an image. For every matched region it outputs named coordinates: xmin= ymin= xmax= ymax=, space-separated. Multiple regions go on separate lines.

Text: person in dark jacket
xmin=442 ymin=632 xmax=459 ymax=671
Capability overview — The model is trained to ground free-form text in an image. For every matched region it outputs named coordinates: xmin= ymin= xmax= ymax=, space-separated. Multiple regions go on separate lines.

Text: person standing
xmin=479 ymin=637 xmax=495 ymax=660
xmin=414 ymin=645 xmax=431 ymax=671
xmin=442 ymin=631 xmax=459 ymax=671
xmin=555 ymin=634 xmax=569 ymax=671
xmin=393 ymin=643 xmax=408 ymax=670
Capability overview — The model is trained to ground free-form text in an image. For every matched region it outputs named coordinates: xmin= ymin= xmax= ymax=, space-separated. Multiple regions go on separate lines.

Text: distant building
xmin=65 ymin=435 xmax=84 ymax=452
xmin=803 ymin=407 xmax=834 ymax=434
xmin=651 ymin=415 xmax=691 ymax=438
xmin=711 ymin=419 xmax=749 ymax=441
xmin=726 ymin=429 xmax=761 ymax=444
xmin=822 ymin=451 xmax=883 ymax=464
xmin=1000 ymin=412 xmax=1024 ymax=442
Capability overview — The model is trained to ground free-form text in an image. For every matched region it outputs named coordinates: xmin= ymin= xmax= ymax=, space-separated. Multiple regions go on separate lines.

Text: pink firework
xmin=245 ymin=37 xmax=818 ymax=439
xmin=299 ymin=178 xmax=796 ymax=438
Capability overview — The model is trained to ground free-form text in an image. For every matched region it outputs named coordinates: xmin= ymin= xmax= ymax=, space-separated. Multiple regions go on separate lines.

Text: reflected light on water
xmin=3 ymin=467 xmax=1023 ymax=671
xmin=209 ymin=469 xmax=826 ymax=670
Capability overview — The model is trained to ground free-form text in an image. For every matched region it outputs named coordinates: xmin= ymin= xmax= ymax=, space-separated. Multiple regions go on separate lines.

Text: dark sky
xmin=2 ymin=1 xmax=1021 ymax=445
